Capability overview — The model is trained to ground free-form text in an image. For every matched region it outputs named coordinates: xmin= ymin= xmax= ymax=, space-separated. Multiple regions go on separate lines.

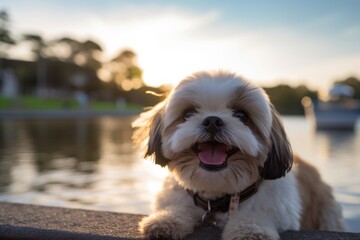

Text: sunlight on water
xmin=0 ymin=117 xmax=168 ymax=214
xmin=0 ymin=116 xmax=359 ymax=231
xmin=283 ymin=117 xmax=360 ymax=231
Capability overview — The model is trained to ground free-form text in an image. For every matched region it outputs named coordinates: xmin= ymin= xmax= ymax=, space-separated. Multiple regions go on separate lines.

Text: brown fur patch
xmin=294 ymin=156 xmax=346 ymax=230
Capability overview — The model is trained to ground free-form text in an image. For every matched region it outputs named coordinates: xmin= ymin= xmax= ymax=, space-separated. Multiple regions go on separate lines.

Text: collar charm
xmin=228 ymin=193 xmax=240 ymax=216
xmin=201 ymin=200 xmax=217 ymax=226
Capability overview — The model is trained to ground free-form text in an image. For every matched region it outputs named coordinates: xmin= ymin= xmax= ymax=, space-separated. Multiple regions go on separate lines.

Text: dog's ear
xmin=259 ymin=105 xmax=293 ymax=179
xmin=132 ymin=102 xmax=170 ymax=167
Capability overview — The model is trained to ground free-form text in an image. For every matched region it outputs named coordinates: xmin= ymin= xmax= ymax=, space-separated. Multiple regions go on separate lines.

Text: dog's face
xmin=133 ymin=71 xmax=292 ymax=194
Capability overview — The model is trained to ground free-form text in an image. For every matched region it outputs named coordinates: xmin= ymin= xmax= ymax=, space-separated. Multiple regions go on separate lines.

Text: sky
xmin=1 ymin=0 xmax=360 ymax=90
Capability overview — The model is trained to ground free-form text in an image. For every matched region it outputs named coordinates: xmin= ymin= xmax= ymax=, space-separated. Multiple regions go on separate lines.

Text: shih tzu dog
xmin=133 ymin=71 xmax=346 ymax=240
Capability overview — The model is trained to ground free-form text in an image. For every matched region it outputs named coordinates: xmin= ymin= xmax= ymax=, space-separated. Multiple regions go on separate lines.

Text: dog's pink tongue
xmin=198 ymin=143 xmax=227 ymax=165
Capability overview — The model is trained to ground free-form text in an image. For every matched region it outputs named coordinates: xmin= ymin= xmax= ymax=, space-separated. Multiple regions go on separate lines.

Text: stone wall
xmin=0 ymin=202 xmax=359 ymax=240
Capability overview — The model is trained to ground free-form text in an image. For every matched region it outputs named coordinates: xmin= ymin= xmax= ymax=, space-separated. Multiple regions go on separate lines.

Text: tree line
xmin=1 ymin=10 xmax=360 ymax=114
xmin=0 ymin=10 xmax=162 ymax=107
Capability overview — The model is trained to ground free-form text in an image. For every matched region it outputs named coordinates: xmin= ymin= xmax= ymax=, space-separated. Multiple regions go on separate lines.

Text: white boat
xmin=302 ymin=84 xmax=360 ymax=130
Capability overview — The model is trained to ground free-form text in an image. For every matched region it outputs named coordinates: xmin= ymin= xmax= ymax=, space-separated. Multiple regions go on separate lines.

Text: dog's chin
xmin=192 ymin=141 xmax=239 ymax=172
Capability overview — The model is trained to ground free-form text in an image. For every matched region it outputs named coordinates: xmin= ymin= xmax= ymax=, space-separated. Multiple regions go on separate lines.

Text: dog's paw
xmin=222 ymin=224 xmax=279 ymax=240
xmin=139 ymin=212 xmax=194 ymax=240
xmin=222 ymin=233 xmax=276 ymax=240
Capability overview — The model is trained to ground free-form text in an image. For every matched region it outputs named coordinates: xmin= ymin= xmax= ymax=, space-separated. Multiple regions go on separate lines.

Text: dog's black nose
xmin=202 ymin=116 xmax=224 ymax=133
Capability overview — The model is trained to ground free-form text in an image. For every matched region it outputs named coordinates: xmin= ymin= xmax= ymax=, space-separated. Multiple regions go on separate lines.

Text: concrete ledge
xmin=0 ymin=202 xmax=359 ymax=240
xmin=0 ymin=202 xmax=142 ymax=240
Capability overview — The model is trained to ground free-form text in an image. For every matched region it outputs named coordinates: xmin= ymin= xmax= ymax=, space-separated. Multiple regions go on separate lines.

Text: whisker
xmin=190 ymin=169 xmax=200 ymax=181
xmin=243 ymin=160 xmax=254 ymax=178
xmin=230 ymin=165 xmax=239 ymax=185
xmin=232 ymin=161 xmax=245 ymax=180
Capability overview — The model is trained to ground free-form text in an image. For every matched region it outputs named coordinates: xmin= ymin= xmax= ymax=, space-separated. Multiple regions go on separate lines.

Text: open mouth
xmin=193 ymin=141 xmax=238 ymax=172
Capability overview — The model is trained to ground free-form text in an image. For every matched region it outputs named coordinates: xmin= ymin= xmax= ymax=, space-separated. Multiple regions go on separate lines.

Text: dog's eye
xmin=233 ymin=109 xmax=248 ymax=122
xmin=183 ymin=109 xmax=198 ymax=120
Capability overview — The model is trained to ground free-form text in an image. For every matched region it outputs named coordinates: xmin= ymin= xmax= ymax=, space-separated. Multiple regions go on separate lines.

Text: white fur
xmin=133 ymin=70 xmax=345 ymax=240
xmin=161 ymin=72 xmax=272 ymax=161
xmin=140 ymin=174 xmax=301 ymax=240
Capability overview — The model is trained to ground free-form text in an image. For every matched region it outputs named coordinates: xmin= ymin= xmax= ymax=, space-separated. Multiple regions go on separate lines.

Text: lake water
xmin=0 ymin=116 xmax=359 ymax=232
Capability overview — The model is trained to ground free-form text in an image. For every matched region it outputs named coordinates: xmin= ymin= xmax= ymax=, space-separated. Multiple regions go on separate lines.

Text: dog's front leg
xmin=139 ymin=177 xmax=202 ymax=240
xmin=222 ymin=214 xmax=280 ymax=240
xmin=139 ymin=206 xmax=200 ymax=240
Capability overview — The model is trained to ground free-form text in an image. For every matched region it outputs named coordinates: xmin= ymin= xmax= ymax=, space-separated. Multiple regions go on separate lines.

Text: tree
xmin=100 ymin=49 xmax=144 ymax=91
xmin=55 ymin=38 xmax=104 ymax=93
xmin=54 ymin=37 xmax=103 ymax=71
xmin=263 ymin=84 xmax=316 ymax=115
xmin=335 ymin=77 xmax=360 ymax=99
xmin=54 ymin=37 xmax=81 ymax=62
xmin=22 ymin=34 xmax=47 ymax=58
xmin=22 ymin=34 xmax=48 ymax=96
xmin=0 ymin=10 xmax=16 ymax=57
xmin=80 ymin=40 xmax=102 ymax=71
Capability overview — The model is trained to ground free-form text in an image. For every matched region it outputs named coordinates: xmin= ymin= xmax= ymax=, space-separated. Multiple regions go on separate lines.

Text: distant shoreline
xmin=0 ymin=110 xmax=307 ymax=119
xmin=0 ymin=109 xmax=141 ymax=119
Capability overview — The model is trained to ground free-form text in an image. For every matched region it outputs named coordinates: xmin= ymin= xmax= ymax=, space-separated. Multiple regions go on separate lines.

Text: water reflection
xmin=316 ymin=130 xmax=357 ymax=159
xmin=0 ymin=116 xmax=359 ymax=231
xmin=0 ymin=117 xmax=168 ymax=213
xmin=283 ymin=117 xmax=360 ymax=231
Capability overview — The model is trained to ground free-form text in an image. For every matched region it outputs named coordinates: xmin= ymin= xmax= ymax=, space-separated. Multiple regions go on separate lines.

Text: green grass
xmin=0 ymin=96 xmax=12 ymax=109
xmin=0 ymin=95 xmax=142 ymax=111
xmin=91 ymin=101 xmax=117 ymax=110
xmin=20 ymin=96 xmax=79 ymax=110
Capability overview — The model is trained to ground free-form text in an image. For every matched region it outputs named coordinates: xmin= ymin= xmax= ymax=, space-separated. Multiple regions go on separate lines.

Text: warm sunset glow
xmin=3 ymin=1 xmax=360 ymax=89
xmin=69 ymin=7 xmax=360 ymax=89
xmin=97 ymin=68 xmax=112 ymax=82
